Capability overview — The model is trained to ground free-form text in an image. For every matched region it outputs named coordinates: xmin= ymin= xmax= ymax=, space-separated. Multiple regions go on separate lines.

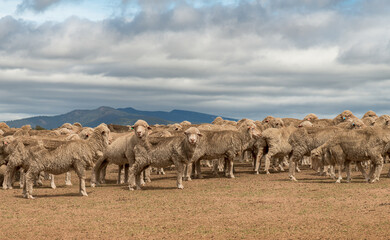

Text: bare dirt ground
xmin=1 ymin=163 xmax=390 ymax=239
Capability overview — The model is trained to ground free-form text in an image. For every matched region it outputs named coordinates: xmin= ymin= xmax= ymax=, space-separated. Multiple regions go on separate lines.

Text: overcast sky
xmin=1 ymin=0 xmax=390 ymax=121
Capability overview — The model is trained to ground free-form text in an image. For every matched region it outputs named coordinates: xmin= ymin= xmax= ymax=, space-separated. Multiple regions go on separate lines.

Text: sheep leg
xmin=73 ymin=164 xmax=88 ymax=196
xmin=368 ymin=162 xmax=376 ymax=183
xmin=50 ymin=174 xmax=56 ymax=189
xmin=356 ymin=161 xmax=369 ymax=182
xmin=227 ymin=157 xmax=235 ymax=179
xmin=335 ymin=164 xmax=342 ymax=183
xmin=65 ymin=172 xmax=72 ymax=186
xmin=19 ymin=169 xmax=25 ymax=189
xmin=212 ymin=160 xmax=220 ymax=177
xmin=3 ymin=165 xmax=17 ymax=190
xmin=264 ymin=154 xmax=272 ymax=175
xmin=22 ymin=170 xmax=27 ymax=198
xmin=345 ymin=161 xmax=351 ymax=183
xmin=129 ymin=163 xmax=144 ymax=190
xmin=176 ymin=163 xmax=185 ymax=189
xmin=144 ymin=167 xmax=151 ymax=183
xmin=124 ymin=164 xmax=129 ymax=183
xmin=195 ymin=160 xmax=203 ymax=179
xmin=117 ymin=164 xmax=124 ymax=184
xmin=289 ymin=157 xmax=297 ymax=181
xmin=371 ymin=157 xmax=384 ymax=183
xmin=25 ymin=170 xmax=36 ymax=199
xmin=184 ymin=163 xmax=192 ymax=181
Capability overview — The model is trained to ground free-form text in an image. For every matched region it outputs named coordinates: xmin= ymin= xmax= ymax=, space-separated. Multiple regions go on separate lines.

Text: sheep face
xmin=298 ymin=121 xmax=313 ymax=128
xmin=310 ymin=148 xmax=323 ymax=170
xmin=270 ymin=118 xmax=284 ymax=128
xmin=94 ymin=124 xmax=111 ymax=146
xmin=303 ymin=113 xmax=318 ymax=122
xmin=262 ymin=116 xmax=274 ymax=124
xmin=132 ymin=120 xmax=151 ymax=139
xmin=184 ymin=127 xmax=202 ymax=145
xmin=79 ymin=128 xmax=94 ymax=140
xmin=247 ymin=125 xmax=261 ymax=139
xmin=134 ymin=125 xmax=149 ymax=138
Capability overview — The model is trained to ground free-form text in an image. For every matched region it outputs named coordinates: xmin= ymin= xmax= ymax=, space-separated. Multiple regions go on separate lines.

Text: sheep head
xmin=298 ymin=120 xmax=313 ymax=128
xmin=303 ymin=113 xmax=318 ymax=122
xmin=184 ymin=127 xmax=202 ymax=145
xmin=132 ymin=120 xmax=151 ymax=139
xmin=94 ymin=124 xmax=110 ymax=146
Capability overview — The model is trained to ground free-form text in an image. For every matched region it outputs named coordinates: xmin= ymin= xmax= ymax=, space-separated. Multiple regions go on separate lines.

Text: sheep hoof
xmin=129 ymin=187 xmax=135 ymax=191
xmin=9 ymin=186 xmax=13 ymax=190
xmin=266 ymin=171 xmax=270 ymax=175
xmin=254 ymin=171 xmax=259 ymax=175
xmin=90 ymin=183 xmax=96 ymax=188
xmin=296 ymin=168 xmax=301 ymax=173
xmin=50 ymin=184 xmax=56 ymax=189
xmin=280 ymin=168 xmax=285 ymax=172
xmin=80 ymin=192 xmax=88 ymax=197
xmin=289 ymin=176 xmax=297 ymax=182
xmin=335 ymin=180 xmax=341 ymax=183
xmin=184 ymin=177 xmax=192 ymax=181
xmin=228 ymin=175 xmax=235 ymax=179
xmin=177 ymin=184 xmax=184 ymax=189
xmin=27 ymin=195 xmax=35 ymax=199
xmin=65 ymin=181 xmax=73 ymax=186
xmin=136 ymin=186 xmax=142 ymax=190
xmin=145 ymin=178 xmax=151 ymax=183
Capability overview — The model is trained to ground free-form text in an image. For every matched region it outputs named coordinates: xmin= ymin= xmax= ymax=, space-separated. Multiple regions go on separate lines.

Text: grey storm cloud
xmin=1 ymin=0 xmax=390 ymax=121
xmin=17 ymin=0 xmax=68 ymax=12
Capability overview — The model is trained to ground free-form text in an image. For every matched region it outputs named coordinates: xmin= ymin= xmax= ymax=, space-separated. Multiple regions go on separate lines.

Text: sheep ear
xmin=197 ymin=133 xmax=203 ymax=137
xmin=147 ymin=126 xmax=152 ymax=130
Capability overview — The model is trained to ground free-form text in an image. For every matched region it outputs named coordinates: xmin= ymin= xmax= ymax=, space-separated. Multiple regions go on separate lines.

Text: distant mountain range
xmin=4 ymin=106 xmax=237 ymax=129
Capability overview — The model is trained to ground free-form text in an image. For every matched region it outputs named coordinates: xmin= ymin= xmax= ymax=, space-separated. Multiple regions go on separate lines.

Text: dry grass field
xmin=1 ymin=163 xmax=390 ymax=239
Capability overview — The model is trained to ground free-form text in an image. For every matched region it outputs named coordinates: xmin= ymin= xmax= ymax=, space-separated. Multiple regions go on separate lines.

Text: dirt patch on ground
xmin=1 ymin=163 xmax=390 ymax=239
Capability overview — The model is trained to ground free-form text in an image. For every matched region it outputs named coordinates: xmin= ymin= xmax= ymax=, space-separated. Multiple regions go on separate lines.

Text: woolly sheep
xmin=303 ymin=113 xmax=319 ymax=122
xmin=129 ymin=127 xmax=203 ymax=190
xmin=22 ymin=124 xmax=110 ymax=199
xmin=362 ymin=110 xmax=378 ymax=120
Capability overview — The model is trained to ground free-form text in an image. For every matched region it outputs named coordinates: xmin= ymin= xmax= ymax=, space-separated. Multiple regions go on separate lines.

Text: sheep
xmin=180 ymin=121 xmax=192 ymax=126
xmin=311 ymin=127 xmax=390 ymax=183
xmin=298 ymin=121 xmax=314 ymax=128
xmin=288 ymin=126 xmax=342 ymax=181
xmin=374 ymin=115 xmax=390 ymax=127
xmin=22 ymin=124 xmax=110 ymax=199
xmin=129 ymin=127 xmax=203 ymax=190
xmin=362 ymin=117 xmax=376 ymax=126
xmin=253 ymin=126 xmax=296 ymax=175
xmin=303 ymin=113 xmax=319 ymax=122
xmin=189 ymin=123 xmax=261 ymax=179
xmin=362 ymin=110 xmax=378 ymax=120
xmin=91 ymin=132 xmax=133 ymax=187
xmin=0 ymin=122 xmax=10 ymax=129
xmin=92 ymin=120 xmax=152 ymax=188
xmin=0 ymin=129 xmax=4 ymax=136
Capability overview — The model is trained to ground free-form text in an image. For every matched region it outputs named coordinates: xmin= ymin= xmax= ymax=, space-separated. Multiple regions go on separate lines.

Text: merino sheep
xmin=303 ymin=113 xmax=319 ymax=122
xmin=362 ymin=110 xmax=378 ymax=120
xmin=189 ymin=123 xmax=261 ymax=179
xmin=374 ymin=115 xmax=390 ymax=127
xmin=92 ymin=120 xmax=152 ymax=188
xmin=282 ymin=118 xmax=301 ymax=127
xmin=22 ymin=124 xmax=110 ymax=199
xmin=288 ymin=126 xmax=341 ymax=181
xmin=298 ymin=121 xmax=314 ymax=128
xmin=129 ymin=127 xmax=203 ymax=190
xmin=311 ymin=127 xmax=390 ymax=183
xmin=0 ymin=122 xmax=10 ymax=129
xmin=254 ymin=126 xmax=296 ymax=174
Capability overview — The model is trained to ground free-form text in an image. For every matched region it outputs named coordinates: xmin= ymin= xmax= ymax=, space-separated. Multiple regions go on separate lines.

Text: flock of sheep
xmin=1 ymin=109 xmax=390 ymax=199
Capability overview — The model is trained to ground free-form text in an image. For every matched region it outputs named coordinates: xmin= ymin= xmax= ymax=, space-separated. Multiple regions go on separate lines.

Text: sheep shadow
xmin=14 ymin=192 xmax=83 ymax=199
